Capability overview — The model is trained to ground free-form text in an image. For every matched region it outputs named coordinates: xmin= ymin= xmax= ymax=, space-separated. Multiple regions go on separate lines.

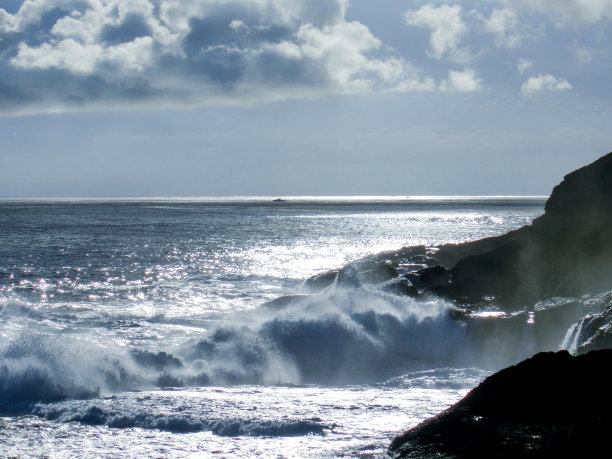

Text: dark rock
xmin=428 ymin=152 xmax=612 ymax=310
xmin=414 ymin=266 xmax=450 ymax=290
xmin=576 ymin=311 xmax=612 ymax=353
xmin=260 ymin=294 xmax=310 ymax=311
xmin=303 ymin=260 xmax=402 ymax=295
xmin=569 ymin=296 xmax=612 ymax=354
xmin=403 ymin=272 xmax=420 ymax=285
xmin=302 ymin=270 xmax=338 ymax=293
xmin=448 ymin=240 xmax=531 ymax=304
xmin=335 ymin=265 xmax=361 ymax=287
xmin=355 ymin=261 xmax=399 ymax=285
xmin=156 ymin=372 xmax=184 ymax=388
xmin=380 ymin=278 xmax=419 ymax=297
xmin=575 ymin=310 xmax=612 ymax=352
xmin=130 ymin=349 xmax=183 ymax=371
xmin=389 ymin=350 xmax=612 ymax=458
xmin=335 ymin=261 xmax=399 ymax=288
xmin=420 ymin=284 xmax=452 ymax=299
xmin=540 ymin=152 xmax=612 ymax=228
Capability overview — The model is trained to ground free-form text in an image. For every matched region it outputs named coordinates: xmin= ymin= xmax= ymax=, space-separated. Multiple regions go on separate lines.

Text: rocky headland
xmin=291 ymin=152 xmax=612 ymax=363
xmin=303 ymin=151 xmax=612 ymax=310
xmin=384 ymin=152 xmax=612 ymax=457
xmin=288 ymin=152 xmax=612 ymax=456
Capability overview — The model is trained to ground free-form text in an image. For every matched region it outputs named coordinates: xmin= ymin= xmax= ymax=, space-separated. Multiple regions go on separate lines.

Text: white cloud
xmin=12 ymin=39 xmax=103 ymax=74
xmin=0 ymin=8 xmax=15 ymax=32
xmin=296 ymin=21 xmax=399 ymax=93
xmin=521 ymin=74 xmax=573 ymax=95
xmin=12 ymin=36 xmax=155 ymax=75
xmin=439 ymin=68 xmax=482 ymax=92
xmin=482 ymin=8 xmax=524 ymax=48
xmin=516 ymin=58 xmax=533 ymax=74
xmin=404 ymin=4 xmax=467 ymax=61
xmin=0 ymin=0 xmax=432 ymax=114
xmin=503 ymin=0 xmax=612 ymax=25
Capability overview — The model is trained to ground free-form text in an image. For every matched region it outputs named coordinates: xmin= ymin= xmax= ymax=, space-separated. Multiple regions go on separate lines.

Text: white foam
xmin=1 ymin=285 xmax=479 ymax=410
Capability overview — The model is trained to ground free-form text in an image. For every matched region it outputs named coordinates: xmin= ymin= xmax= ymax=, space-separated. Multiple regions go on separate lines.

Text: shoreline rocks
xmin=388 ymin=349 xmax=612 ymax=458
xmin=439 ymin=152 xmax=612 ymax=308
xmin=386 ymin=152 xmax=612 ymax=457
xmin=302 ymin=152 xmax=612 ymax=313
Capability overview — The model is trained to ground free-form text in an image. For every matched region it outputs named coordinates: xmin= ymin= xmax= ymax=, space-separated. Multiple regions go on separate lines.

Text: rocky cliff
xmin=303 ymin=152 xmax=612 ymax=312
xmin=436 ymin=151 xmax=612 ymax=308
xmin=386 ymin=153 xmax=612 ymax=457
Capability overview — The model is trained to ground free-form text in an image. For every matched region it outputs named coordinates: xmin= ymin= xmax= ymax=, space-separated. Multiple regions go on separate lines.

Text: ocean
xmin=0 ymin=197 xmax=546 ymax=457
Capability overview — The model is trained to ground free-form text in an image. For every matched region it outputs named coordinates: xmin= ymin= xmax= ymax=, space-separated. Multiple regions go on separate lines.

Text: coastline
xmin=382 ymin=151 xmax=612 ymax=457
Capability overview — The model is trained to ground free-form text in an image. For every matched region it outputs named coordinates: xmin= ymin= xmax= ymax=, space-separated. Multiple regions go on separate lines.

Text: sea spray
xmin=0 ymin=333 xmax=105 ymax=411
xmin=0 ymin=198 xmax=546 ymax=456
xmin=171 ymin=284 xmax=479 ymax=386
xmin=5 ymin=283 xmax=604 ymax=413
xmin=1 ymin=285 xmax=478 ymax=412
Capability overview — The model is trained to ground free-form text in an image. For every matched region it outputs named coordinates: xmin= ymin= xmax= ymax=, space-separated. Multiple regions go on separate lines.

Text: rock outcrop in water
xmin=388 ymin=349 xmax=612 ymax=458
xmin=433 ymin=151 xmax=612 ymax=308
xmin=303 ymin=152 xmax=612 ymax=312
xmin=565 ymin=300 xmax=612 ymax=354
xmin=385 ymin=153 xmax=612 ymax=457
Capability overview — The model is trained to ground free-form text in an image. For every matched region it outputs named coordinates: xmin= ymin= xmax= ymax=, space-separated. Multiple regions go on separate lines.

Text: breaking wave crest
xmin=180 ymin=287 xmax=477 ymax=386
xmin=0 ymin=333 xmax=145 ymax=412
xmin=1 ymin=285 xmax=477 ymax=412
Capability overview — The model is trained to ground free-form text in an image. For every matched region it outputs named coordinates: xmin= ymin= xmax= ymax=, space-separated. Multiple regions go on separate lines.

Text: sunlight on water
xmin=1 ymin=384 xmax=473 ymax=458
xmin=0 ymin=199 xmax=543 ymax=457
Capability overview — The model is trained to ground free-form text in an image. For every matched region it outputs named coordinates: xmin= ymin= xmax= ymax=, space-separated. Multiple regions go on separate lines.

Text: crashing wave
xmin=1 ymin=284 xmax=477 ymax=412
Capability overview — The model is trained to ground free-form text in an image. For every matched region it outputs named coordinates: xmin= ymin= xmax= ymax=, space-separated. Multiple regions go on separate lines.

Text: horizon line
xmin=0 ymin=195 xmax=549 ymax=202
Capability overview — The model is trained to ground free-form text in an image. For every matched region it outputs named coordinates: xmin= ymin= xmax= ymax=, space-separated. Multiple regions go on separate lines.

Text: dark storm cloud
xmin=0 ymin=0 xmax=428 ymax=114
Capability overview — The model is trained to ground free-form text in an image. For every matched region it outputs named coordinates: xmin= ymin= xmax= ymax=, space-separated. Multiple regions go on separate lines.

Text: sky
xmin=0 ymin=0 xmax=611 ymax=197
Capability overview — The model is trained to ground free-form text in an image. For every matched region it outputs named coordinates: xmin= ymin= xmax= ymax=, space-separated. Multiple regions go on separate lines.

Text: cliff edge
xmin=437 ymin=152 xmax=612 ymax=308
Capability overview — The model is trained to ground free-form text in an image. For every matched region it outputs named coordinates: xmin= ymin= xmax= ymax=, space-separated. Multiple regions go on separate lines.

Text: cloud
xmin=569 ymin=40 xmax=601 ymax=64
xmin=503 ymin=0 xmax=612 ymax=25
xmin=0 ymin=0 xmax=432 ymax=115
xmin=404 ymin=4 xmax=468 ymax=61
xmin=439 ymin=68 xmax=482 ymax=92
xmin=481 ymin=8 xmax=525 ymax=49
xmin=521 ymin=74 xmax=573 ymax=95
xmin=402 ymin=3 xmax=537 ymax=63
xmin=516 ymin=58 xmax=533 ymax=74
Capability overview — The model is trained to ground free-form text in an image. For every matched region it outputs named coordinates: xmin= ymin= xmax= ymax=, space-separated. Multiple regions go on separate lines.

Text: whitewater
xmin=0 ymin=197 xmax=545 ymax=457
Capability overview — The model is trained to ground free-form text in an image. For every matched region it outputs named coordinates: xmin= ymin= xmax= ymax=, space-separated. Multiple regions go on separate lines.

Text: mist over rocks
xmin=381 ymin=153 xmax=612 ymax=457
xmin=303 ymin=151 xmax=612 ymax=312
xmin=289 ymin=152 xmax=612 ymax=456
xmin=388 ymin=349 xmax=612 ymax=458
xmin=564 ymin=296 xmax=612 ymax=354
xmin=295 ymin=152 xmax=612 ymax=369
xmin=439 ymin=151 xmax=612 ymax=308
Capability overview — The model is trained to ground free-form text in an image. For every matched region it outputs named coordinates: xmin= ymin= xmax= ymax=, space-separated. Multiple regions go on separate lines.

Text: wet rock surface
xmin=568 ymin=295 xmax=612 ymax=354
xmin=388 ymin=350 xmax=612 ymax=458
xmin=437 ymin=152 xmax=612 ymax=308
